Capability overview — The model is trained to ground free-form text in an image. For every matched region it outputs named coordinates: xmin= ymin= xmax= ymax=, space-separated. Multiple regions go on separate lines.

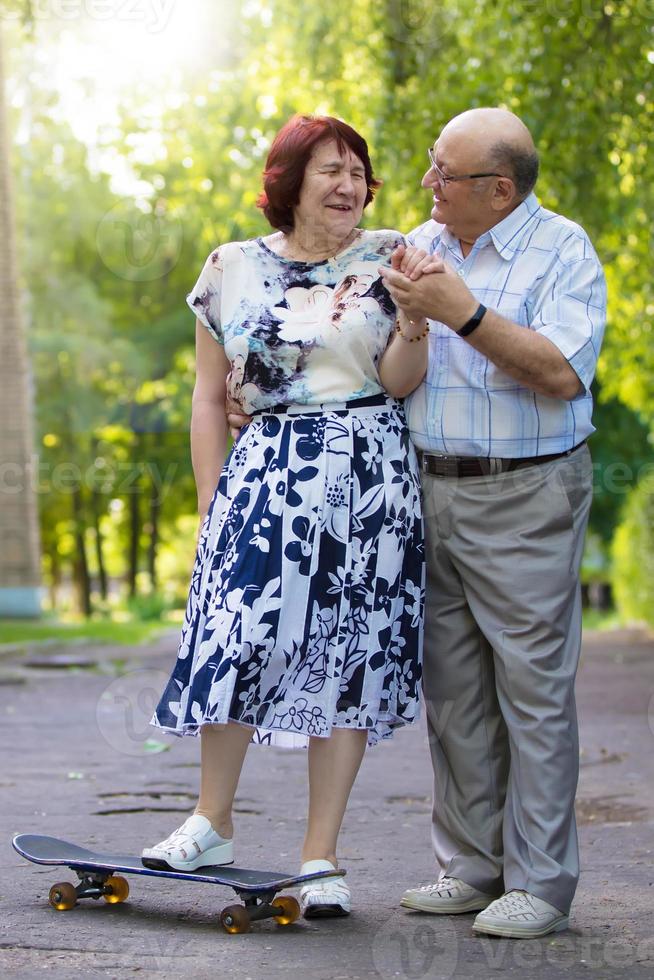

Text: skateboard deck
xmin=13 ymin=833 xmax=345 ymax=933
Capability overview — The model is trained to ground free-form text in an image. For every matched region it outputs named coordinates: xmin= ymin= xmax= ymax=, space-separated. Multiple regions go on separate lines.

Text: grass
xmin=581 ymin=609 xmax=623 ymax=631
xmin=0 ymin=608 xmax=635 ymax=649
xmin=0 ymin=612 xmax=183 ymax=648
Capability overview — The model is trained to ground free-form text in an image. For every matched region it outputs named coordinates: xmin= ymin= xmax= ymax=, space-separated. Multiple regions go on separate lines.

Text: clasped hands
xmin=225 ymin=244 xmax=480 ymax=438
xmin=380 ymin=244 xmax=479 ymax=331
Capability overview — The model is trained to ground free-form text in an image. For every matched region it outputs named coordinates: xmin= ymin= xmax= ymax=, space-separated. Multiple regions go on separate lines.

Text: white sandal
xmin=141 ymin=814 xmax=233 ymax=871
xmin=299 ymin=859 xmax=351 ymax=918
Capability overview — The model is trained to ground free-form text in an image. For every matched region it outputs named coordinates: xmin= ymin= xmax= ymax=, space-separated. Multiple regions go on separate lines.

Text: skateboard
xmin=12 ymin=833 xmax=345 ymax=934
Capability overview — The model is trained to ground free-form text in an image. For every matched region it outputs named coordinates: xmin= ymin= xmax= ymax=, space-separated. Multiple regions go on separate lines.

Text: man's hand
xmin=380 ymin=260 xmax=478 ymax=331
xmin=225 ymin=370 xmax=252 ymax=439
xmin=388 ymin=243 xmax=444 ymax=280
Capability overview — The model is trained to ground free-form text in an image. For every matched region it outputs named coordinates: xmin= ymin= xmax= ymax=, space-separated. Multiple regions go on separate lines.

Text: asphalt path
xmin=2 ymin=626 xmax=653 ymax=979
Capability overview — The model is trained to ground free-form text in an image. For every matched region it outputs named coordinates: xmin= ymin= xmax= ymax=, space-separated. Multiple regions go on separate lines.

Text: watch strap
xmin=457 ymin=302 xmax=487 ymax=337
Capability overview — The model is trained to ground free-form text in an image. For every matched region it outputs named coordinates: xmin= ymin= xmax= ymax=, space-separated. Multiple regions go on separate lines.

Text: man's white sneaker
xmin=141 ymin=814 xmax=233 ymax=871
xmin=299 ymin=859 xmax=351 ymax=918
xmin=400 ymin=873 xmax=496 ymax=914
xmin=472 ymin=889 xmax=569 ymax=938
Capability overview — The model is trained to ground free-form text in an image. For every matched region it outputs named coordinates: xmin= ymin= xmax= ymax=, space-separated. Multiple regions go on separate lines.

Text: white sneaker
xmin=400 ymin=873 xmax=496 ymax=913
xmin=141 ymin=814 xmax=233 ymax=871
xmin=299 ymin=859 xmax=351 ymax=918
xmin=473 ymin=889 xmax=569 ymax=938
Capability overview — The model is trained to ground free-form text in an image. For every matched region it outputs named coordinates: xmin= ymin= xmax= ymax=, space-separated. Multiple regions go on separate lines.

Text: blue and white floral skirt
xmin=151 ymin=394 xmax=425 ymax=748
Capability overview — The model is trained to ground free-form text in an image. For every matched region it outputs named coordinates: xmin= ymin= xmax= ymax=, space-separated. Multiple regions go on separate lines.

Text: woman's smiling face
xmin=292 ymin=138 xmax=367 ymax=243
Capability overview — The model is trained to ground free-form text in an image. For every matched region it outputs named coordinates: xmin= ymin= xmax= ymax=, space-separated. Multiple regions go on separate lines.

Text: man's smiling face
xmin=421 ymin=132 xmax=498 ymax=241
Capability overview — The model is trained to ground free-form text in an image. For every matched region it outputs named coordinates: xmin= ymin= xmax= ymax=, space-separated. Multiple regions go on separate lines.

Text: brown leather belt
xmin=419 ymin=441 xmax=586 ymax=478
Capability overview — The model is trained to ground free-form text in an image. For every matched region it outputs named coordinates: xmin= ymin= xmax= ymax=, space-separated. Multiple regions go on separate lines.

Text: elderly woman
xmin=142 ymin=114 xmax=433 ymax=917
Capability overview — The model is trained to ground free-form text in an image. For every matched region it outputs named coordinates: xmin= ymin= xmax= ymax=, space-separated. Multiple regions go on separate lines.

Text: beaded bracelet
xmin=395 ymin=318 xmax=430 ymax=343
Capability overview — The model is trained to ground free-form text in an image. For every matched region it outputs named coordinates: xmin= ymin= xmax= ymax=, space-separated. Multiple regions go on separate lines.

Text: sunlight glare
xmin=29 ymin=1 xmax=232 ymax=146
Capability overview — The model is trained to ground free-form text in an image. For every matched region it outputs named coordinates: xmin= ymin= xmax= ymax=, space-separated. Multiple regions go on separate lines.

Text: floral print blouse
xmin=186 ymin=229 xmax=404 ymax=413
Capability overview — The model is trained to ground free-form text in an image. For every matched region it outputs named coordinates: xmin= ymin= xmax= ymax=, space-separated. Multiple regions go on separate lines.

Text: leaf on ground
xmin=142 ymin=738 xmax=171 ymax=754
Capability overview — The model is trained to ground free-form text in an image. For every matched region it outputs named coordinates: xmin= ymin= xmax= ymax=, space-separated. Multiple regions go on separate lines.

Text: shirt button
xmin=457 ymin=269 xmax=465 ymax=277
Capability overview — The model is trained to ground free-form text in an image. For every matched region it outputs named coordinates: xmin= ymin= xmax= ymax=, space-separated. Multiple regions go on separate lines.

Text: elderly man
xmin=380 ymin=107 xmax=606 ymax=939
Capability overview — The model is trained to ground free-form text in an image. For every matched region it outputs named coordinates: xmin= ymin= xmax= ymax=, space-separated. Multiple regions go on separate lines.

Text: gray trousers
xmin=420 ymin=443 xmax=592 ymax=914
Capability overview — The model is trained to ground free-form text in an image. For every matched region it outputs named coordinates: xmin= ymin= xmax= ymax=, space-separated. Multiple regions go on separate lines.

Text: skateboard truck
xmin=49 ymin=867 xmax=130 ymax=911
xmin=220 ymin=890 xmax=300 ymax=933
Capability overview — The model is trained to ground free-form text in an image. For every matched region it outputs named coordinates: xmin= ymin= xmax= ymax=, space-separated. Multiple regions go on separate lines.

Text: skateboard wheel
xmin=220 ymin=904 xmax=251 ymax=934
xmin=49 ymin=882 xmax=77 ymax=911
xmin=272 ymin=895 xmax=301 ymax=926
xmin=103 ymin=875 xmax=130 ymax=904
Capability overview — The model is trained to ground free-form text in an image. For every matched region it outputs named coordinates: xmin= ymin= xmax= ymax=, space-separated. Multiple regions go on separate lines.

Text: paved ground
xmin=1 ymin=626 xmax=653 ymax=979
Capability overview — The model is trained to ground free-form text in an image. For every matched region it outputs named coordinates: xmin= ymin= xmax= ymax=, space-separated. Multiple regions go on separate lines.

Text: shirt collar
xmin=427 ymin=192 xmax=541 ymax=261
xmin=487 ymin=192 xmax=541 ymax=260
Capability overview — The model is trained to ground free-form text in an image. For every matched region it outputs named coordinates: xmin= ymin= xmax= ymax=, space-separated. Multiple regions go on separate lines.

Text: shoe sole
xmin=472 ymin=916 xmax=569 ymax=939
xmin=303 ymin=904 xmax=350 ymax=919
xmin=141 ymin=856 xmax=235 ymax=872
xmin=141 ymin=845 xmax=234 ymax=872
xmin=400 ymin=896 xmax=495 ymax=914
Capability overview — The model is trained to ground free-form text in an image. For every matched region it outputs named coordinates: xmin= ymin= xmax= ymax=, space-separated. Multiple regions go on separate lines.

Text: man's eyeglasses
xmin=427 ymin=147 xmax=504 ymax=184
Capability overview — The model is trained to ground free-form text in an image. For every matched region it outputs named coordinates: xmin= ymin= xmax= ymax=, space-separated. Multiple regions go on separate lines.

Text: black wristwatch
xmin=457 ymin=303 xmax=487 ymax=337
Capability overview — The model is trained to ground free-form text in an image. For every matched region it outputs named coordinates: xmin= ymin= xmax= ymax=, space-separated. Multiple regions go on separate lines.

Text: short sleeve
xmin=406 ymin=219 xmax=441 ymax=252
xmin=389 ymin=230 xmax=407 ymax=250
xmin=362 ymin=228 xmax=405 ymax=259
xmin=186 ymin=247 xmax=224 ymax=345
xmin=529 ymin=235 xmax=607 ymax=395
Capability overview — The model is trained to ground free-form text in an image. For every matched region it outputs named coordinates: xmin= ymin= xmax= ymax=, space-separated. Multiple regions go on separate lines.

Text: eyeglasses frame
xmin=427 ymin=147 xmax=506 ymax=184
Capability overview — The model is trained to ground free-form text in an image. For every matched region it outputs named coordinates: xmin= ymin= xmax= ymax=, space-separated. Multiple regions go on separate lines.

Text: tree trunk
xmin=90 ymin=439 xmax=108 ymax=601
xmin=0 ymin=23 xmax=42 ymax=617
xmin=71 ymin=486 xmax=92 ymax=617
xmin=127 ymin=446 xmax=141 ymax=600
xmin=147 ymin=431 xmax=162 ymax=592
xmin=91 ymin=490 xmax=108 ymax=602
xmin=49 ymin=546 xmax=60 ymax=611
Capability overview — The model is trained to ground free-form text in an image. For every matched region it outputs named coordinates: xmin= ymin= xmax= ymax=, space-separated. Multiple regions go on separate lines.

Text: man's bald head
xmin=442 ymin=108 xmax=535 ymax=151
xmin=441 ymin=107 xmax=539 ymax=198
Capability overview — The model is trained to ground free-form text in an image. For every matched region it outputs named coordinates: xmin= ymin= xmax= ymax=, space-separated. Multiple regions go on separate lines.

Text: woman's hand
xmin=390 ymin=243 xmax=444 ymax=280
xmin=225 ymin=370 xmax=253 ymax=439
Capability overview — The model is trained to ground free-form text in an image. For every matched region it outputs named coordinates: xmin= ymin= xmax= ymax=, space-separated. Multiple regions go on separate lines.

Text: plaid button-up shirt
xmin=403 ymin=193 xmax=607 ymax=457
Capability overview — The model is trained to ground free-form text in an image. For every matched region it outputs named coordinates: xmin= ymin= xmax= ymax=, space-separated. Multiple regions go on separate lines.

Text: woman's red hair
xmin=257 ymin=114 xmax=382 ymax=232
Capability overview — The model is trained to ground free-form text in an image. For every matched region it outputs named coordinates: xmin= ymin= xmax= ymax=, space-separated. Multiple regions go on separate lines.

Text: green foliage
xmin=588 ymin=383 xmax=651 ymax=544
xmin=4 ymin=0 xmax=653 ymax=613
xmin=611 ymin=472 xmax=654 ymax=626
xmin=126 ymin=591 xmax=173 ymax=622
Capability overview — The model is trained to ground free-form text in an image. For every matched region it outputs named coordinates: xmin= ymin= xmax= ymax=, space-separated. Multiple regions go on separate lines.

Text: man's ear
xmin=490 ymin=177 xmax=517 ymax=212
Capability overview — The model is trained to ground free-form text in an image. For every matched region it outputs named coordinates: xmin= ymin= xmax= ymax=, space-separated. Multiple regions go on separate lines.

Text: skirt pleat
xmin=152 ymin=395 xmax=425 ymax=747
